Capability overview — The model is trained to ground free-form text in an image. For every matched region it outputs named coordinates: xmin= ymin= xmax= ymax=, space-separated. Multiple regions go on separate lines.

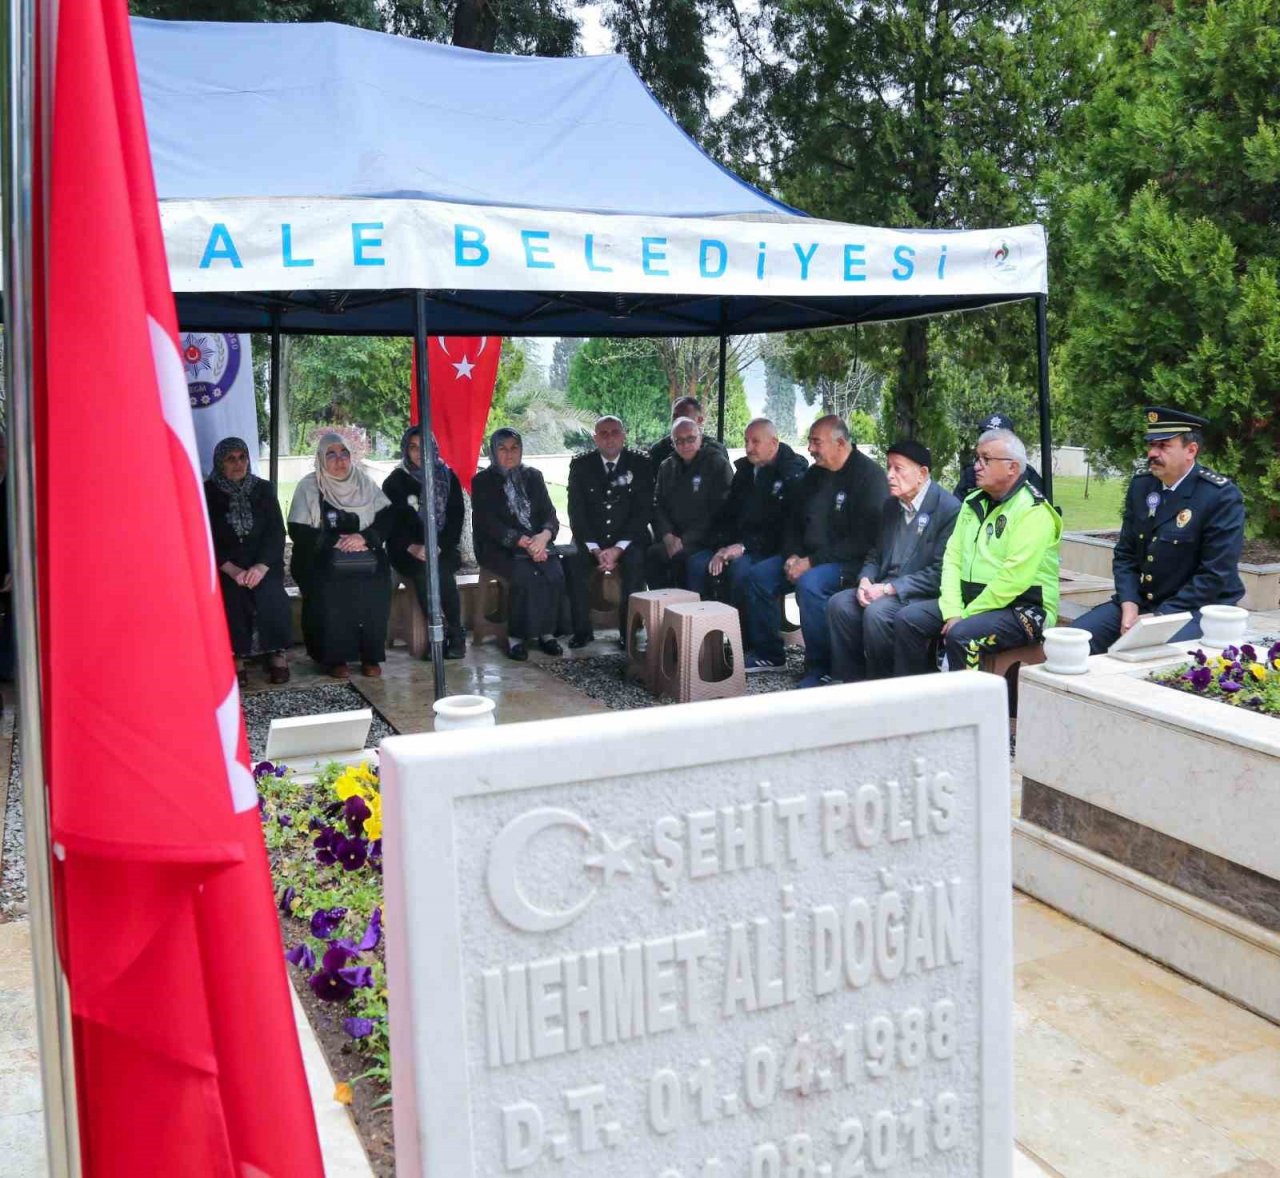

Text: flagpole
xmin=268 ymin=311 xmax=281 ymax=489
xmin=412 ymin=292 xmax=447 ymax=698
xmin=1 ymin=0 xmax=80 ymax=1171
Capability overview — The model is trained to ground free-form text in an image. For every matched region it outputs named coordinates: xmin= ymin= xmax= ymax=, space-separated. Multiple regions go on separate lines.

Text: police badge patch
xmin=994 ymin=514 xmax=1007 ymax=538
xmin=835 ymin=491 xmax=847 ymax=510
xmin=916 ymin=511 xmax=930 ymax=535
xmin=182 ymin=332 xmax=241 ymax=409
xmin=1146 ymin=491 xmax=1161 ymax=517
xmin=1176 ymin=508 xmax=1192 ymax=528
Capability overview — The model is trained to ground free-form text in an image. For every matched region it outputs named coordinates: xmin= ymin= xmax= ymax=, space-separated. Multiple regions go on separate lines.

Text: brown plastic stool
xmin=387 ymin=574 xmax=429 ymax=658
xmin=589 ymin=565 xmax=622 ymax=631
xmin=626 ymin=589 xmax=699 ymax=687
xmin=654 ymin=600 xmax=747 ymax=703
xmin=468 ymin=567 xmax=511 ymax=646
xmin=979 ymin=642 xmax=1045 ymax=717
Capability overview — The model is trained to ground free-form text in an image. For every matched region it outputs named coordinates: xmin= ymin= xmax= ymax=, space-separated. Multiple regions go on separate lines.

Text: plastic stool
xmin=468 ymin=568 xmax=511 ymax=646
xmin=626 ymin=589 xmax=699 ymax=687
xmin=654 ymin=600 xmax=747 ymax=703
xmin=979 ymin=642 xmax=1046 ymax=717
xmin=387 ymin=574 xmax=429 ymax=658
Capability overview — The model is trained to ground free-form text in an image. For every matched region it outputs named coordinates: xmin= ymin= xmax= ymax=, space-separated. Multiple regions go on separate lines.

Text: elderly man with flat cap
xmin=1074 ymin=406 xmax=1245 ymax=654
xmin=827 ymin=440 xmax=960 ymax=681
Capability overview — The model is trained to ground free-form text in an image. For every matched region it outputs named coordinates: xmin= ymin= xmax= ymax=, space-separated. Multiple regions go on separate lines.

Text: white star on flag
xmin=452 ymin=355 xmax=475 ymax=379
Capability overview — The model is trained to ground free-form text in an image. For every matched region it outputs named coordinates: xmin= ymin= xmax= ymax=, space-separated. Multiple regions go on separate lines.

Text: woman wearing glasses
xmin=288 ymin=433 xmax=394 ymax=679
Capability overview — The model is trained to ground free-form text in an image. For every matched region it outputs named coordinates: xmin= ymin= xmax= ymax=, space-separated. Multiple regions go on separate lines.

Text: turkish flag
xmin=38 ymin=2 xmax=322 ymax=1174
xmin=410 ymin=336 xmax=501 ymax=491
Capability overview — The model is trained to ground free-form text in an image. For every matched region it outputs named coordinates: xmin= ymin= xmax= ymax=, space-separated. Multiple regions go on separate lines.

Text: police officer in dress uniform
xmin=565 ymin=415 xmax=655 ymax=647
xmin=1074 ymin=406 xmax=1245 ymax=654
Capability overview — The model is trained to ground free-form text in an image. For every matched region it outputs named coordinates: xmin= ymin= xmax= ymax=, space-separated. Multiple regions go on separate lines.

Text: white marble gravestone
xmin=381 ymin=673 xmax=1011 ymax=1178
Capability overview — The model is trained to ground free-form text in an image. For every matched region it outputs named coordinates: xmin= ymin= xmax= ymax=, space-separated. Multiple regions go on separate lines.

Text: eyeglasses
xmin=974 ymin=454 xmax=1016 ymax=467
xmin=324 ymin=449 xmax=351 ymax=461
xmin=673 ymin=435 xmax=701 ymax=446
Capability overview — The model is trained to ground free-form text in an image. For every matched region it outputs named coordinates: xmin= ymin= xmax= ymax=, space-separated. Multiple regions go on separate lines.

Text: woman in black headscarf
xmin=204 ymin=436 xmax=293 ymax=685
xmin=470 ymin=428 xmax=566 ymax=661
xmin=382 ymin=426 xmax=466 ymax=659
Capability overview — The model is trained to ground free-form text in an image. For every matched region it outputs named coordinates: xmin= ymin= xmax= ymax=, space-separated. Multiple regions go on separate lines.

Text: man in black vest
xmin=1074 ymin=405 xmax=1245 ymax=654
xmin=827 ymin=440 xmax=960 ymax=680
xmin=565 ymin=415 xmax=654 ymax=646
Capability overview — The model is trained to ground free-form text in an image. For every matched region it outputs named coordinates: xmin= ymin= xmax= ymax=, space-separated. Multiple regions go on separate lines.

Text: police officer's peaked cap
xmin=1142 ymin=406 xmax=1210 ymax=441
xmin=977 ymin=412 xmax=1016 ymax=434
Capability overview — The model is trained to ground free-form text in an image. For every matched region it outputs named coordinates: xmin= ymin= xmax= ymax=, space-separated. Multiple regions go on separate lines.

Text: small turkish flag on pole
xmin=38 ymin=2 xmax=323 ymax=1174
xmin=410 ymin=336 xmax=502 ymax=492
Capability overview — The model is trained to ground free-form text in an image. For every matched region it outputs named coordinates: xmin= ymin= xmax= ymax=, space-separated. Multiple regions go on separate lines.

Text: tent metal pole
xmin=1034 ymin=294 xmax=1054 ymax=504
xmin=2 ymin=0 xmax=80 ymax=1171
xmin=715 ymin=323 xmax=727 ymax=444
xmin=412 ymin=292 xmax=447 ymax=699
xmin=268 ymin=312 xmax=281 ymax=488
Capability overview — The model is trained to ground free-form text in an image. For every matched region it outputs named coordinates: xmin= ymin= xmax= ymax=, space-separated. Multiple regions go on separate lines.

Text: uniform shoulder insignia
xmin=1198 ymin=467 xmax=1230 ymax=487
xmin=1025 ymin=483 xmax=1046 ymax=503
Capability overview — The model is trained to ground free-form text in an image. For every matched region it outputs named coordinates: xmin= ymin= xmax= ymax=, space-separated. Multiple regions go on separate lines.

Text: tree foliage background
xmin=137 ymin=0 xmax=1280 ymax=538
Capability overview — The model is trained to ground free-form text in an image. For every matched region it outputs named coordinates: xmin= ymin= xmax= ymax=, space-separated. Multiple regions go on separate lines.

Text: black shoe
xmin=538 ymin=637 xmax=563 ymax=656
xmin=616 ymin=637 xmax=627 ymax=651
xmin=506 ymin=642 xmax=528 ymax=662
xmin=568 ymin=633 xmax=594 ymax=649
xmin=444 ymin=632 xmax=466 ymax=659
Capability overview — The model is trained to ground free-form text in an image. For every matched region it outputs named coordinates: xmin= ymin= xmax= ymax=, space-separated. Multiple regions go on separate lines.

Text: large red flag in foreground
xmin=38 ymin=3 xmax=323 ymax=1174
xmin=410 ymin=336 xmax=502 ymax=491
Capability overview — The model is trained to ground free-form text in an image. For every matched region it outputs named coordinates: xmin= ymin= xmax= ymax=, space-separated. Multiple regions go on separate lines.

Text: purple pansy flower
xmin=1219 ymin=678 xmax=1243 ymax=694
xmin=322 ymin=941 xmax=360 ymax=971
xmin=313 ymin=826 xmax=339 ymax=866
xmin=1183 ymin=666 xmax=1213 ymax=690
xmin=358 ymin=907 xmax=382 ymax=952
xmin=308 ymin=968 xmax=356 ymax=1002
xmin=257 ymin=794 xmax=266 ymax=817
xmin=254 ymin=760 xmax=275 ymax=777
xmin=308 ymin=815 xmax=326 ymax=832
xmin=1192 ymin=649 xmax=1207 ymax=666
xmin=334 ymin=835 xmax=369 ymax=872
xmin=1222 ymin=646 xmax=1240 ymax=662
xmin=310 ymin=906 xmax=348 ymax=939
xmin=342 ymin=1017 xmax=376 ymax=1039
xmin=285 ymin=942 xmax=316 ymax=971
xmin=277 ymin=813 xmax=293 ymax=828
xmin=1241 ymin=645 xmax=1257 ymax=663
xmin=338 ymin=964 xmax=374 ymax=989
xmin=279 ymin=885 xmax=296 ymax=914
xmin=343 ymin=794 xmax=371 ymax=834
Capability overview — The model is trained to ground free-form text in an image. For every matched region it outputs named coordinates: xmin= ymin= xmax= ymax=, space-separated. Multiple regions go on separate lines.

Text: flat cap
xmin=887 ymin=439 xmax=932 ymax=469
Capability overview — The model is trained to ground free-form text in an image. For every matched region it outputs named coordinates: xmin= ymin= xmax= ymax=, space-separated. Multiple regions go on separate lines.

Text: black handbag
xmin=328 ymin=547 xmax=379 ymax=576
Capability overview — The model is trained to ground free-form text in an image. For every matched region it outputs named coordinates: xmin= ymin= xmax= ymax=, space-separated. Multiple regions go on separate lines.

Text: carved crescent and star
xmin=486 ymin=806 xmax=634 ymax=933
xmin=436 ymin=336 xmax=488 ymax=381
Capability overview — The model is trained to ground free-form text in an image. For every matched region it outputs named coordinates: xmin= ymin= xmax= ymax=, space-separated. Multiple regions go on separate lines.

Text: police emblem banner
xmin=182 ymin=331 xmax=259 ymax=476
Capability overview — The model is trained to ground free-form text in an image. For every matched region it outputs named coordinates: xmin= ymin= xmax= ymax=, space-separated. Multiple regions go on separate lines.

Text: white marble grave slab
xmin=381 ymin=673 xmax=1011 ymax=1178
xmin=264 ymin=708 xmax=372 ymax=762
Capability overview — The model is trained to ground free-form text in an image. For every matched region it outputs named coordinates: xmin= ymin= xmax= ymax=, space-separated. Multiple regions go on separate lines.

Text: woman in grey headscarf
xmin=287 ymin=432 xmax=393 ymax=678
xmin=382 ymin=425 xmax=467 ymax=658
xmin=470 ymin=428 xmax=566 ymax=660
xmin=205 ymin=436 xmax=293 ymax=685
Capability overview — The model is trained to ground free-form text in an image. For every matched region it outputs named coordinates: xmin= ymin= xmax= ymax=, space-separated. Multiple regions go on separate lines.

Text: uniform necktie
xmin=606 ymin=461 xmax=615 ymax=478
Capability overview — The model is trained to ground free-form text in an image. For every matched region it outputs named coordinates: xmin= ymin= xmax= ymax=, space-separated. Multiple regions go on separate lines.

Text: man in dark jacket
xmin=648 ymin=395 xmax=729 ymax=469
xmin=743 ymin=415 xmax=888 ymax=687
xmin=686 ymin=418 xmax=808 ymax=668
xmin=565 ymin=415 xmax=654 ymax=645
xmin=827 ymin=440 xmax=960 ymax=681
xmin=646 ymin=417 xmax=733 ymax=589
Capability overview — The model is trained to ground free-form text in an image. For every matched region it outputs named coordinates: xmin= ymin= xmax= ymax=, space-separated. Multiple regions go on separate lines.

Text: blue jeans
xmin=792 ymin=563 xmax=845 ymax=674
xmin=739 ymin=554 xmax=788 ymax=662
xmin=684 ymin=549 xmax=717 ymax=597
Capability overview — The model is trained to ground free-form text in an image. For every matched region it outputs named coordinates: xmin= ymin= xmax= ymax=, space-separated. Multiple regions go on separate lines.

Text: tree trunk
xmin=452 ymin=0 xmax=498 ymax=51
xmin=893 ymin=321 xmax=929 ymax=439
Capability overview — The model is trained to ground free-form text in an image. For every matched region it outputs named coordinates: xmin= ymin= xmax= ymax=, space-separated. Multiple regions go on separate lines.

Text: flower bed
xmin=254 ymin=759 xmax=393 ymax=1174
xmin=1150 ymin=641 xmax=1280 ymax=717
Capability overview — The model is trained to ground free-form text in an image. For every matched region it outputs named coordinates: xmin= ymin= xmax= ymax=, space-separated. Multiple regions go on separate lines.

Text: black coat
xmin=1112 ymin=464 xmax=1245 ymax=613
xmin=471 ymin=465 xmax=560 ymax=569
xmin=784 ymin=447 xmax=889 ymax=580
xmin=710 ymin=442 xmax=809 ymax=556
xmin=857 ymin=480 xmax=962 ymax=602
xmin=567 ymin=447 xmax=653 ymax=549
xmin=382 ymin=465 xmax=464 ymax=560
xmin=204 ymin=476 xmax=286 ymax=573
xmin=653 ymin=444 xmax=734 ymax=552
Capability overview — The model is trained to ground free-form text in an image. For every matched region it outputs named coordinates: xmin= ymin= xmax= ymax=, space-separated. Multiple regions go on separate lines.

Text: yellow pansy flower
xmin=1249 ymin=663 xmax=1267 ymax=681
xmin=334 ymin=771 xmax=370 ymax=802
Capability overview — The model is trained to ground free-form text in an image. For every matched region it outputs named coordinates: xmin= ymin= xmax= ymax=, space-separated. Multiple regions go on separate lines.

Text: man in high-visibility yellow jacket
xmin=893 ymin=427 xmax=1061 ymax=671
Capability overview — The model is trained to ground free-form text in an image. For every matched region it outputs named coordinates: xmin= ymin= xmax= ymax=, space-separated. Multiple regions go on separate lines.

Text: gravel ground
xmin=539 ymin=645 xmax=808 ymax=709
xmin=241 ymin=683 xmax=398 ymax=761
xmin=1 ymin=736 xmax=26 ymax=917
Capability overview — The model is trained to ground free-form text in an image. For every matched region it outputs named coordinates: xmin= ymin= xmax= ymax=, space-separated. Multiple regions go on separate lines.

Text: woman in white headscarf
xmin=288 ymin=432 xmax=393 ymax=678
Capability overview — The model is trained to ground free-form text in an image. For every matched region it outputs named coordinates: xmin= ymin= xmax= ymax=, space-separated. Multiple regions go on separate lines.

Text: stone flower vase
xmin=432 ymin=694 xmax=496 ymax=732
